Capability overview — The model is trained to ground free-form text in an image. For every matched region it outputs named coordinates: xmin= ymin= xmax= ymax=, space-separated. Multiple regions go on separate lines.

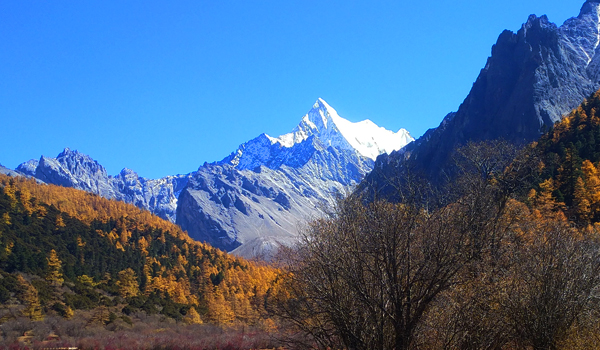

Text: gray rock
xmin=14 ymin=99 xmax=410 ymax=258
xmin=177 ymin=144 xmax=373 ymax=253
xmin=16 ymin=159 xmax=38 ymax=177
xmin=16 ymin=148 xmax=189 ymax=222
xmin=34 ymin=148 xmax=117 ymax=198
xmin=365 ymin=1 xmax=600 ymax=190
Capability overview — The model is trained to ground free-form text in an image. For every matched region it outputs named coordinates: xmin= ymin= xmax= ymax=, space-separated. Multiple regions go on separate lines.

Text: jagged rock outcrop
xmin=113 ymin=168 xmax=190 ymax=223
xmin=15 ymin=159 xmax=38 ymax=177
xmin=16 ymin=149 xmax=190 ymax=222
xmin=33 ymin=148 xmax=118 ymax=198
xmin=365 ymin=1 xmax=600 ymax=191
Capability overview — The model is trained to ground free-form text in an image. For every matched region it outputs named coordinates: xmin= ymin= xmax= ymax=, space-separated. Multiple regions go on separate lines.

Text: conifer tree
xmin=46 ymin=249 xmax=64 ymax=286
xmin=116 ymin=268 xmax=139 ymax=298
xmin=183 ymin=306 xmax=203 ymax=325
xmin=1 ymin=212 xmax=10 ymax=226
xmin=18 ymin=275 xmax=43 ymax=321
xmin=55 ymin=215 xmax=66 ymax=229
xmin=208 ymin=287 xmax=235 ymax=325
xmin=574 ymin=177 xmax=591 ymax=223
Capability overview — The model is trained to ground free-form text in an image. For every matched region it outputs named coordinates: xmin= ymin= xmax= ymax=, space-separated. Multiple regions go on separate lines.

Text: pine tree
xmin=1 ymin=212 xmax=10 ymax=226
xmin=208 ymin=287 xmax=235 ymax=325
xmin=55 ymin=215 xmax=66 ymax=229
xmin=46 ymin=249 xmax=64 ymax=286
xmin=574 ymin=177 xmax=591 ymax=223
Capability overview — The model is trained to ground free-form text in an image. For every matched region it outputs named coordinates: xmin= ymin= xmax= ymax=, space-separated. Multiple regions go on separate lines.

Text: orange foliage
xmin=0 ymin=174 xmax=282 ymax=325
xmin=0 ymin=175 xmax=193 ymax=243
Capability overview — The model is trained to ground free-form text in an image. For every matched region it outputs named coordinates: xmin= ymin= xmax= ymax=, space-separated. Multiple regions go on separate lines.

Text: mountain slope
xmin=0 ymin=174 xmax=279 ymax=326
xmin=177 ymin=100 xmax=413 ymax=256
xmin=364 ymin=0 xmax=600 ymax=192
xmin=526 ymin=88 xmax=600 ymax=225
xmin=12 ymin=99 xmax=413 ymax=257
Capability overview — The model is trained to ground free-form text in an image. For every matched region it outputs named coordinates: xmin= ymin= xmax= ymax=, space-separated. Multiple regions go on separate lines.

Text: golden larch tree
xmin=18 ymin=275 xmax=43 ymax=321
xmin=46 ymin=249 xmax=64 ymax=286
xmin=116 ymin=268 xmax=139 ymax=298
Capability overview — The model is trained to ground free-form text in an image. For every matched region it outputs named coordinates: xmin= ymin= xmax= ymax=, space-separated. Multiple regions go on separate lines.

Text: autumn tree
xmin=501 ymin=218 xmax=600 ymax=350
xmin=183 ymin=306 xmax=203 ymax=325
xmin=18 ymin=275 xmax=43 ymax=321
xmin=208 ymin=287 xmax=235 ymax=325
xmin=116 ymin=268 xmax=139 ymax=299
xmin=272 ymin=140 xmax=524 ymax=350
xmin=0 ymin=173 xmax=280 ymax=325
xmin=46 ymin=249 xmax=64 ymax=286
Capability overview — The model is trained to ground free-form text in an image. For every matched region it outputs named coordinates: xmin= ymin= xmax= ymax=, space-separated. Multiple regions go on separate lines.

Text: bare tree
xmin=271 ymin=141 xmax=600 ymax=350
xmin=273 ymin=160 xmax=512 ymax=350
xmin=501 ymin=219 xmax=600 ymax=350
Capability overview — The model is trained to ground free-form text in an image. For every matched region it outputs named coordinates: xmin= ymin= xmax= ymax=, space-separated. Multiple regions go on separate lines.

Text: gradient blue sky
xmin=0 ymin=1 xmax=585 ymax=179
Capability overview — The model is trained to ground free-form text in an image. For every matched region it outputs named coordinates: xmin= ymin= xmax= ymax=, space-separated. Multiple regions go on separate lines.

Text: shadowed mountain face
xmin=364 ymin=1 xmax=600 ymax=192
xmin=13 ymin=100 xmax=413 ymax=258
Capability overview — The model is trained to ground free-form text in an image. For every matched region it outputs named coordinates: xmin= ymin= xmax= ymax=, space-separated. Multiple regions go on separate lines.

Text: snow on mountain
xmin=269 ymin=98 xmax=413 ymax=160
xmin=284 ymin=98 xmax=413 ymax=160
xmin=178 ymin=99 xmax=414 ymax=257
xmin=223 ymin=98 xmax=414 ymax=170
xmin=12 ymin=99 xmax=414 ymax=258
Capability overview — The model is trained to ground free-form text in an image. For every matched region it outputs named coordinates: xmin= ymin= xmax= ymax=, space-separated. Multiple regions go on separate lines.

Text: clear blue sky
xmin=0 ymin=0 xmax=584 ymax=179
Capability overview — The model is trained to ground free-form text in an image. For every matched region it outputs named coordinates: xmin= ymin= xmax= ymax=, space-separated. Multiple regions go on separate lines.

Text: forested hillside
xmin=0 ymin=174 xmax=280 ymax=336
xmin=530 ymin=90 xmax=600 ymax=226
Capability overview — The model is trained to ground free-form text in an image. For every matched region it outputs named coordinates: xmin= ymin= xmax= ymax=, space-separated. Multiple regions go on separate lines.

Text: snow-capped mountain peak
xmin=221 ymin=99 xmax=413 ymax=171
xmin=265 ymin=98 xmax=414 ymax=161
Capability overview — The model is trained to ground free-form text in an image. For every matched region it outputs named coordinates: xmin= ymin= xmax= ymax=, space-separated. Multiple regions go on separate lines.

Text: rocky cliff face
xmin=178 ymin=140 xmax=375 ymax=256
xmin=16 ymin=149 xmax=189 ymax=222
xmin=365 ymin=1 xmax=600 ymax=190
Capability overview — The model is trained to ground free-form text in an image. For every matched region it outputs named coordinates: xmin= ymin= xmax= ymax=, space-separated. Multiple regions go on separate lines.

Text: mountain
xmin=12 ymin=99 xmax=413 ymax=257
xmin=16 ymin=148 xmax=190 ymax=223
xmin=364 ymin=0 xmax=600 ymax=191
xmin=0 ymin=164 xmax=21 ymax=177
xmin=177 ymin=99 xmax=413 ymax=256
xmin=222 ymin=99 xmax=413 ymax=169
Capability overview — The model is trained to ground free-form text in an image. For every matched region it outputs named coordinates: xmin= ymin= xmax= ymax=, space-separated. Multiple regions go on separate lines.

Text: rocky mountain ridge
xmin=11 ymin=99 xmax=413 ymax=257
xmin=16 ymin=148 xmax=190 ymax=223
xmin=364 ymin=0 xmax=600 ymax=192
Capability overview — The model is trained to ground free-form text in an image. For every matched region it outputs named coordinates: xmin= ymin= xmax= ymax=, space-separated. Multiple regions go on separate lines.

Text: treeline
xmin=270 ymin=90 xmax=600 ymax=350
xmin=0 ymin=175 xmax=280 ymax=328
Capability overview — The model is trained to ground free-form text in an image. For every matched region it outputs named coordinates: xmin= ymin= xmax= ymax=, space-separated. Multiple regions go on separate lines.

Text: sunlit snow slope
xmin=271 ymin=98 xmax=413 ymax=160
xmin=224 ymin=99 xmax=414 ymax=171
